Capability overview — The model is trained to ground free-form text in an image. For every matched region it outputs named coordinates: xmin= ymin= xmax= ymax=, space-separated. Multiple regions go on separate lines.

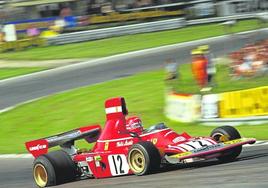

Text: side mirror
xmin=129 ymin=132 xmax=139 ymax=138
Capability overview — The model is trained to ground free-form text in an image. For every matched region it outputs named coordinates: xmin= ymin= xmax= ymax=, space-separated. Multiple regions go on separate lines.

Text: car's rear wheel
xmin=33 ymin=150 xmax=78 ymax=187
xmin=34 ymin=163 xmax=49 ymax=187
xmin=128 ymin=141 xmax=160 ymax=175
xmin=210 ymin=126 xmax=242 ymax=162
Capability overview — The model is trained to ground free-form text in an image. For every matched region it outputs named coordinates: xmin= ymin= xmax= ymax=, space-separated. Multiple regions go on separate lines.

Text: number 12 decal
xmin=108 ymin=154 xmax=129 ymax=176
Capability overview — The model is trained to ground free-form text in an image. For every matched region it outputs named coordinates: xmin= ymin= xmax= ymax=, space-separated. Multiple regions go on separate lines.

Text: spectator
xmin=26 ymin=24 xmax=40 ymax=38
xmin=191 ymin=49 xmax=208 ymax=89
xmin=165 ymin=58 xmax=178 ymax=81
xmin=199 ymin=45 xmax=216 ymax=85
xmin=60 ymin=6 xmax=72 ymax=17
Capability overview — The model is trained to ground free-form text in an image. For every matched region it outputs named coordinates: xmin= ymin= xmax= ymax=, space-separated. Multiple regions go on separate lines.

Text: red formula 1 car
xmin=25 ymin=97 xmax=256 ymax=187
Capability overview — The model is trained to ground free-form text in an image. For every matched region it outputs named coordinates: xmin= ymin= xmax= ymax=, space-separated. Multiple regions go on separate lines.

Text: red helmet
xmin=126 ymin=116 xmax=143 ymax=133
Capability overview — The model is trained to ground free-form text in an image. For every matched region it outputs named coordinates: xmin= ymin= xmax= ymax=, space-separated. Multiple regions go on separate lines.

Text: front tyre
xmin=33 ymin=150 xmax=78 ymax=187
xmin=210 ymin=126 xmax=242 ymax=162
xmin=128 ymin=141 xmax=160 ymax=175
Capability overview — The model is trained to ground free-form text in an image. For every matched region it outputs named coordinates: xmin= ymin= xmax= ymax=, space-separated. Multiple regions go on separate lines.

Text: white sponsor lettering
xmin=116 ymin=140 xmax=133 ymax=147
xmin=105 ymin=106 xmax=123 ymax=114
xmin=29 ymin=144 xmax=47 ymax=151
xmin=172 ymin=136 xmax=186 ymax=143
xmin=86 ymin=157 xmax=93 ymax=162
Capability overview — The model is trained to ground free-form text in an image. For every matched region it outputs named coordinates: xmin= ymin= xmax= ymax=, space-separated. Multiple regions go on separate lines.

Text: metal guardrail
xmin=47 ymin=13 xmax=258 ymax=45
xmin=187 ymin=13 xmax=257 ymax=25
xmin=48 ymin=18 xmax=186 ymax=45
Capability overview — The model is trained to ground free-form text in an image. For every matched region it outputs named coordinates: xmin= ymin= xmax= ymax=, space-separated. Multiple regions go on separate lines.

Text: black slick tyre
xmin=127 ymin=141 xmax=161 ymax=175
xmin=210 ymin=126 xmax=242 ymax=162
xmin=33 ymin=150 xmax=78 ymax=187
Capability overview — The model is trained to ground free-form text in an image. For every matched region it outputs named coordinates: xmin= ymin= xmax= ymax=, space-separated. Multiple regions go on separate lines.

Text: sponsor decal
xmin=86 ymin=157 xmax=93 ymax=162
xmin=104 ymin=141 xmax=109 ymax=151
xmin=172 ymin=136 xmax=186 ymax=143
xmin=171 ymin=151 xmax=192 ymax=158
xmin=29 ymin=144 xmax=47 ymax=151
xmin=224 ymin=138 xmax=243 ymax=145
xmin=192 ymin=143 xmax=223 ymax=153
xmin=116 ymin=140 xmax=133 ymax=147
xmin=94 ymin=155 xmax=102 ymax=161
xmin=95 ymin=161 xmax=100 ymax=167
xmin=152 ymin=138 xmax=158 ymax=145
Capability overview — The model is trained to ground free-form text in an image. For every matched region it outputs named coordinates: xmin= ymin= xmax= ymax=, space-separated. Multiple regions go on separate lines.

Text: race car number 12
xmin=108 ymin=155 xmax=129 ymax=176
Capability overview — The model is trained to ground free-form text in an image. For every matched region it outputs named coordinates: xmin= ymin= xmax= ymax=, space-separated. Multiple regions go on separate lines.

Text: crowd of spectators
xmin=229 ymin=40 xmax=268 ymax=77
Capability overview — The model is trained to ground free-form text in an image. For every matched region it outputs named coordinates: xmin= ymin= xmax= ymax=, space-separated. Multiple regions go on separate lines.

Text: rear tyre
xmin=210 ymin=126 xmax=242 ymax=162
xmin=128 ymin=141 xmax=161 ymax=175
xmin=33 ymin=150 xmax=78 ymax=187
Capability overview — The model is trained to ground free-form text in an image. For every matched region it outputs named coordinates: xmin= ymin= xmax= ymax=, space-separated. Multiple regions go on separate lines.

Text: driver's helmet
xmin=126 ymin=116 xmax=143 ymax=133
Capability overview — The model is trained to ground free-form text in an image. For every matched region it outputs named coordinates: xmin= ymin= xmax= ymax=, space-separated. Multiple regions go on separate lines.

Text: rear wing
xmin=25 ymin=125 xmax=101 ymax=158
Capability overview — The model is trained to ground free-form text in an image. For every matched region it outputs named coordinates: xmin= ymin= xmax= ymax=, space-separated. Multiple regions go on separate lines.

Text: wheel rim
xmin=212 ymin=133 xmax=230 ymax=142
xmin=34 ymin=164 xmax=48 ymax=187
xmin=129 ymin=149 xmax=145 ymax=174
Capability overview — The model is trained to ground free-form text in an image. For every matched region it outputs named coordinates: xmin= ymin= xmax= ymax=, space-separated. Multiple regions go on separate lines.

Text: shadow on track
xmin=158 ymin=151 xmax=268 ymax=173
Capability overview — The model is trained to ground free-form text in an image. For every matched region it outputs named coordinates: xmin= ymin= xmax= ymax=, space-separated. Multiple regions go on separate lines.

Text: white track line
xmin=0 ymin=154 xmax=33 ymax=159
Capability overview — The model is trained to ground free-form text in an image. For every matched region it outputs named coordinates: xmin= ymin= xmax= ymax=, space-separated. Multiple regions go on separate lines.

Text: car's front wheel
xmin=127 ymin=141 xmax=160 ymax=175
xmin=210 ymin=126 xmax=242 ymax=162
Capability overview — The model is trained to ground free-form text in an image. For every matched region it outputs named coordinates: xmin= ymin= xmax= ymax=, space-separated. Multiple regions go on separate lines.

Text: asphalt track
xmin=0 ymin=145 xmax=267 ymax=188
xmin=1 ymin=29 xmax=268 ymax=110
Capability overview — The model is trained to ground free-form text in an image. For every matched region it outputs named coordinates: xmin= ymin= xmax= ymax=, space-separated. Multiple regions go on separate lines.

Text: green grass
xmin=0 ymin=19 xmax=265 ymax=60
xmin=0 ymin=67 xmax=47 ymax=80
xmin=170 ymin=63 xmax=268 ymax=94
xmin=0 ymin=68 xmax=267 ymax=154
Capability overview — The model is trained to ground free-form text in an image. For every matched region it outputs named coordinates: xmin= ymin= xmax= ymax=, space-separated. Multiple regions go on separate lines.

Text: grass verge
xmin=0 ymin=67 xmax=47 ymax=80
xmin=0 ymin=67 xmax=267 ymax=154
xmin=0 ymin=19 xmax=265 ymax=60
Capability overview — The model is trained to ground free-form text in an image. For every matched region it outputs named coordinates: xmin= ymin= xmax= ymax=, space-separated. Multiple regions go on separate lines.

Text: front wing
xmin=165 ymin=138 xmax=256 ymax=163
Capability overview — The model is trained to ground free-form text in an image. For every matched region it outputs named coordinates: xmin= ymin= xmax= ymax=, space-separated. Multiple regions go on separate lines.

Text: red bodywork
xmin=25 ymin=97 xmax=256 ymax=179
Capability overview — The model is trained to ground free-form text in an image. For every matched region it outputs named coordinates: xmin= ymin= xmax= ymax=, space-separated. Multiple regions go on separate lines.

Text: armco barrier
xmin=48 ymin=18 xmax=186 ymax=45
xmin=47 ymin=13 xmax=258 ymax=45
xmin=186 ymin=13 xmax=256 ymax=25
